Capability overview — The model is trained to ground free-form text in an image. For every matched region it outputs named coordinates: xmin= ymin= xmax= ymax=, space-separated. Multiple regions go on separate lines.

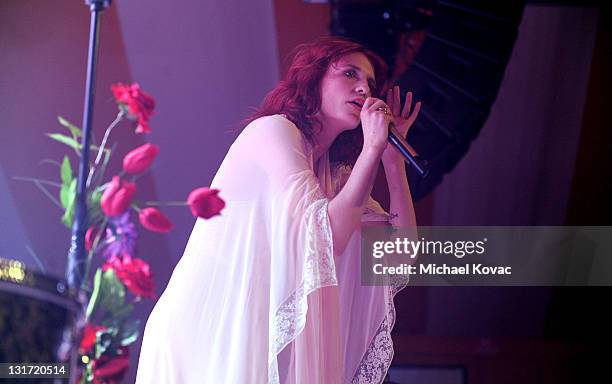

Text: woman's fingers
xmin=383 ymin=87 xmax=420 ymax=120
xmin=402 ymin=91 xmax=413 ymax=118
xmin=361 ymin=97 xmax=394 ymax=152
xmin=362 ymin=97 xmax=376 ymax=110
xmin=393 ymin=86 xmax=401 ymax=115
xmin=407 ymin=101 xmax=422 ymax=125
xmin=385 ymin=86 xmax=403 ymax=116
xmin=366 ymin=98 xmax=390 ymax=113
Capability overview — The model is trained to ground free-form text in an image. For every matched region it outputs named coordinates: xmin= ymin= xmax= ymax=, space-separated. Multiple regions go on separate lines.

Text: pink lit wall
xmin=1 ymin=1 xmax=279 ymax=381
xmin=0 ymin=0 xmax=279 ymax=279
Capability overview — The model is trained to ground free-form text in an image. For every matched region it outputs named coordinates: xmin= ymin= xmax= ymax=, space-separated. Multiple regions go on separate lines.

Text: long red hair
xmin=245 ymin=37 xmax=388 ymax=166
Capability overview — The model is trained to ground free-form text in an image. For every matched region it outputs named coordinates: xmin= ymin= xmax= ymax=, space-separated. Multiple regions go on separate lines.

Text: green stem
xmin=140 ymin=201 xmax=187 ymax=206
xmin=86 ymin=111 xmax=124 ymax=188
xmin=38 ymin=159 xmax=62 ymax=168
xmin=12 ymin=176 xmax=62 ymax=188
xmin=131 ymin=168 xmax=151 ymax=183
xmin=81 ymin=218 xmax=108 ymax=293
xmin=14 ymin=177 xmax=63 ymax=209
xmin=35 ymin=181 xmax=63 ymax=210
xmin=92 ymin=142 xmax=116 ymax=188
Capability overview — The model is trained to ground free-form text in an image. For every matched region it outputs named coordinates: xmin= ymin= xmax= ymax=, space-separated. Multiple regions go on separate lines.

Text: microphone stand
xmin=60 ymin=0 xmax=112 ymax=381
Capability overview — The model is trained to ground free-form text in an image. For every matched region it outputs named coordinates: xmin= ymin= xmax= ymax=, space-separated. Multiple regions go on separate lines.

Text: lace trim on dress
xmin=351 ymin=278 xmax=408 ymax=384
xmin=268 ymin=198 xmax=338 ymax=384
xmin=333 ymin=162 xmax=407 ymax=383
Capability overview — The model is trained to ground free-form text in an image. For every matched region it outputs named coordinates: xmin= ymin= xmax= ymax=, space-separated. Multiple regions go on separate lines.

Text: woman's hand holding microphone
xmin=359 ymin=86 xmax=422 ymax=166
xmin=359 ymin=97 xmax=395 ymax=157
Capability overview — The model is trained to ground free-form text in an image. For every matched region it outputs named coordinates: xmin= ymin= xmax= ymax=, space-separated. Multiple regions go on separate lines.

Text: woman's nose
xmin=355 ymin=83 xmax=370 ymax=96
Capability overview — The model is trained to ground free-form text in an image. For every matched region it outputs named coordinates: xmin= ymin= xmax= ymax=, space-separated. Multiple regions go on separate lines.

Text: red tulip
xmin=187 ymin=187 xmax=225 ymax=219
xmin=100 ymin=176 xmax=136 ymax=217
xmin=139 ymin=207 xmax=173 ymax=233
xmin=122 ymin=143 xmax=159 ymax=174
xmin=103 ymin=254 xmax=156 ymax=298
xmin=80 ymin=324 xmax=106 ymax=354
xmin=111 ymin=83 xmax=155 ymax=134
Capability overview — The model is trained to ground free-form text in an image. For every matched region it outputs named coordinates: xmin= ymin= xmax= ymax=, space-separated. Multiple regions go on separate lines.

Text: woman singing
xmin=136 ymin=37 xmax=421 ymax=384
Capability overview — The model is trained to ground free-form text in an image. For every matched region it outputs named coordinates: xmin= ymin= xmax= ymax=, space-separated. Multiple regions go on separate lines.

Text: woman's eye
xmin=344 ymin=70 xmax=355 ymax=78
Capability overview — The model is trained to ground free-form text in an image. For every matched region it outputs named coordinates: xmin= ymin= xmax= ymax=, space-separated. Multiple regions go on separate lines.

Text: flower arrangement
xmin=19 ymin=83 xmax=224 ymax=383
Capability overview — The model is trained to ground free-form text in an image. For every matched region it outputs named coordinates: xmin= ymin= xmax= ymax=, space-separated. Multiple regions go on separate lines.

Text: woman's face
xmin=317 ymin=52 xmax=376 ymax=133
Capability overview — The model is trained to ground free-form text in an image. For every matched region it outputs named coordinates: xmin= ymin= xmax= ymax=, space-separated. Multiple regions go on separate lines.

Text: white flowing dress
xmin=135 ymin=115 xmax=406 ymax=383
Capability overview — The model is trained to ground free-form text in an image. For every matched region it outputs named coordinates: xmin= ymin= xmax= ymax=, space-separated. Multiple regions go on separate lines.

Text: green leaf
xmin=46 ymin=132 xmax=107 ymax=156
xmin=99 ymin=269 xmax=126 ymax=315
xmin=60 ymin=156 xmax=72 ymax=185
xmin=61 ymin=179 xmax=76 ymax=227
xmin=87 ymin=188 xmax=103 ymax=225
xmin=59 ymin=184 xmax=70 ymax=209
xmin=59 ymin=180 xmax=75 ymax=210
xmin=86 ymin=268 xmax=127 ymax=321
xmin=120 ymin=318 xmax=140 ymax=346
xmin=86 ymin=268 xmax=103 ymax=319
xmin=90 ymin=187 xmax=103 ymax=209
xmin=46 ymin=133 xmax=80 ymax=151
xmin=57 ymin=116 xmax=82 ymax=138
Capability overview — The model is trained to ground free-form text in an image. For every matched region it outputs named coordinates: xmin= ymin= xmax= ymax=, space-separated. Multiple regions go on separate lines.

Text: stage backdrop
xmin=0 ymin=1 xmax=601 ymax=383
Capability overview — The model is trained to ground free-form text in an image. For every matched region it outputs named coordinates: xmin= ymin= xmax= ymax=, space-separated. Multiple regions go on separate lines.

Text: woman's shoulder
xmin=243 ymin=114 xmax=299 ymax=136
xmin=234 ymin=114 xmax=310 ymax=159
xmin=240 ymin=114 xmax=308 ymax=149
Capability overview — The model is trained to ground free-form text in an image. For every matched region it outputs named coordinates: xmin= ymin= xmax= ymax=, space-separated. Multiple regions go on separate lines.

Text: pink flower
xmin=103 ymin=255 xmax=156 ymax=298
xmin=111 ymin=83 xmax=155 ymax=134
xmin=100 ymin=176 xmax=136 ymax=217
xmin=187 ymin=187 xmax=225 ymax=219
xmin=122 ymin=143 xmax=159 ymax=174
xmin=139 ymin=207 xmax=173 ymax=233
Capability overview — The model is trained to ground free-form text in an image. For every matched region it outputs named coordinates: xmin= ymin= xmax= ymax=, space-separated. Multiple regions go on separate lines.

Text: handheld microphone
xmin=388 ymin=123 xmax=428 ymax=178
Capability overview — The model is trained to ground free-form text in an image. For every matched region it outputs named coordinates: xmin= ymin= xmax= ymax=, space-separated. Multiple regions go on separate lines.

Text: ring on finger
xmin=376 ymin=106 xmax=390 ymax=115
